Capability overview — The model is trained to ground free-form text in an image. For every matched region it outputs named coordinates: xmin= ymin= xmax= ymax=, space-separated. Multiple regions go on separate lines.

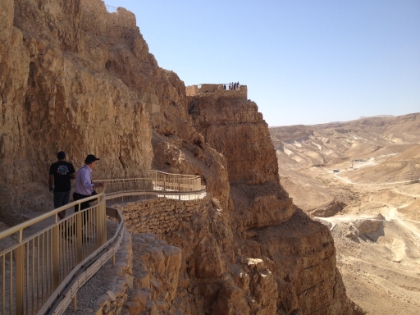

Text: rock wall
xmin=123 ymin=234 xmax=182 ymax=315
xmin=187 ymin=89 xmax=293 ymax=232
xmin=188 ymin=93 xmax=278 ymax=185
xmin=115 ymin=197 xmax=211 ymax=235
xmin=256 ymin=210 xmax=350 ymax=314
xmin=0 ymin=0 xmax=190 ymax=218
xmin=90 ymin=230 xmax=182 ymax=315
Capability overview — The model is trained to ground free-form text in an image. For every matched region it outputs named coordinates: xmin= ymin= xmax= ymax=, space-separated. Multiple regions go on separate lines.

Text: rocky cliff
xmin=183 ymin=86 xmax=354 ymax=314
xmin=1 ymin=1 xmax=357 ymax=314
xmin=0 ymin=0 xmax=157 ymax=222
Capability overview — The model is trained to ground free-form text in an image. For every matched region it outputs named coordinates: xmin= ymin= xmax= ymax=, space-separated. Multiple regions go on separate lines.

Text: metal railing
xmin=0 ymin=193 xmax=108 ymax=315
xmin=0 ymin=170 xmax=204 ymax=314
xmin=101 ymin=170 xmax=206 ymax=203
xmin=39 ymin=206 xmax=124 ymax=315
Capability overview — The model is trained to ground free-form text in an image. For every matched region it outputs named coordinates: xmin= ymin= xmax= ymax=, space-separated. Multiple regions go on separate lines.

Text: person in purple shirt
xmin=73 ymin=154 xmax=106 ymax=212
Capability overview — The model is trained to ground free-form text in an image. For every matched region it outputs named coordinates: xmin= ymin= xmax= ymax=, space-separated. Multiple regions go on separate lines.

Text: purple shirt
xmin=75 ymin=165 xmax=94 ymax=195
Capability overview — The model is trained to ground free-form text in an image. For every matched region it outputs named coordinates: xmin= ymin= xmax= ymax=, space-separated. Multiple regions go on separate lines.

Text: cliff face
xmin=183 ymin=86 xmax=353 ymax=314
xmin=188 ymin=86 xmax=293 ymax=232
xmin=1 ymin=1 xmax=355 ymax=314
xmin=188 ymin=87 xmax=277 ymax=185
xmin=0 ymin=0 xmax=196 ymax=220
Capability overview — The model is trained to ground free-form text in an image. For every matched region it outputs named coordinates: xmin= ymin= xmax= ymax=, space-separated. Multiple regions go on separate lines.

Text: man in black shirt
xmin=49 ymin=151 xmax=76 ymax=219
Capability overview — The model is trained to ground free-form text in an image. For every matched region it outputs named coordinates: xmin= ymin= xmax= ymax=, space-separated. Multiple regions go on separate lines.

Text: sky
xmin=104 ymin=0 xmax=420 ymax=127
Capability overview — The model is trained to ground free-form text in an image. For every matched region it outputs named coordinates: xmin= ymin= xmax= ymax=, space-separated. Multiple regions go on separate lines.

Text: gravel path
xmin=64 ymin=220 xmax=130 ymax=314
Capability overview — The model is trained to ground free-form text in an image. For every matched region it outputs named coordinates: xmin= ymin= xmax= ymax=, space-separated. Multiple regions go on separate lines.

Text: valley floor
xmin=280 ymin=161 xmax=420 ymax=315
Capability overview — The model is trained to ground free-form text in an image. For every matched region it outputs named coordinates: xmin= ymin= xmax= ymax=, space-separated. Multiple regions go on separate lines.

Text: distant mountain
xmin=345 ymin=144 xmax=420 ymax=183
xmin=270 ymin=113 xmax=420 ymax=140
xmin=270 ymin=113 xmax=420 ymax=163
xmin=359 ymin=115 xmax=394 ymax=119
xmin=269 ymin=112 xmax=420 ymax=212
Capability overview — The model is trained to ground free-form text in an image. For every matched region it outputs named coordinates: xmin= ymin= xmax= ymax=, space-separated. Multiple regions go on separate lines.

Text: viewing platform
xmin=186 ymin=83 xmax=248 ymax=99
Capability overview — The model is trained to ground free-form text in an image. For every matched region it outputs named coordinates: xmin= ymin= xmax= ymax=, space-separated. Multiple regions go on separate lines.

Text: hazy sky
xmin=104 ymin=0 xmax=420 ymax=127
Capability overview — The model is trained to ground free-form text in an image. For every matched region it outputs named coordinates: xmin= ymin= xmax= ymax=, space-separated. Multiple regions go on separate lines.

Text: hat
xmin=85 ymin=154 xmax=100 ymax=164
xmin=57 ymin=151 xmax=66 ymax=160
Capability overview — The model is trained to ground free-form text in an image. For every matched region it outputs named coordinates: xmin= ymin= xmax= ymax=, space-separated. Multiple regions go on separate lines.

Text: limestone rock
xmin=188 ymin=89 xmax=280 ymax=185
xmin=0 ymin=2 xmax=356 ymax=314
xmin=124 ymin=234 xmax=181 ymax=314
xmin=0 ymin=0 xmax=185 ymax=213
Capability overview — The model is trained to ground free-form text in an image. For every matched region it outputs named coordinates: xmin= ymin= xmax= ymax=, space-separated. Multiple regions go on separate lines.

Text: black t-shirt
xmin=49 ymin=161 xmax=76 ymax=192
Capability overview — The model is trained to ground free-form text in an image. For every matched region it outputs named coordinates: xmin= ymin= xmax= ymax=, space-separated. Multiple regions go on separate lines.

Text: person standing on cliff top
xmin=73 ymin=154 xmax=106 ymax=212
xmin=49 ymin=151 xmax=76 ymax=220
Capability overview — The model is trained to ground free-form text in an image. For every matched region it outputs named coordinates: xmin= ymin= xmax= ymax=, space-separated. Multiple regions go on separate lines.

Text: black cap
xmin=85 ymin=154 xmax=100 ymax=164
xmin=57 ymin=151 xmax=66 ymax=160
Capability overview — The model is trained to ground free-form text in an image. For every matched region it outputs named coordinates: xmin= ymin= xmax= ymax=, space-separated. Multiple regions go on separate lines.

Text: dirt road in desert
xmin=313 ymin=169 xmax=420 ymax=315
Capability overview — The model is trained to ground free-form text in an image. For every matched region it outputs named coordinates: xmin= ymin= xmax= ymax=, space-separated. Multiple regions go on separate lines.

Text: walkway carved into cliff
xmin=0 ymin=170 xmax=205 ymax=315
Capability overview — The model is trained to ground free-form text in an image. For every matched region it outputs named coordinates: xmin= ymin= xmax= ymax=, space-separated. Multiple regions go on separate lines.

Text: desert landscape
xmin=1 ymin=0 xmax=417 ymax=313
xmin=270 ymin=113 xmax=420 ymax=315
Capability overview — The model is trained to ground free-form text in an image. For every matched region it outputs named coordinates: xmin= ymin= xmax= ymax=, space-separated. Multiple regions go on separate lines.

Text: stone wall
xmin=186 ymin=84 xmax=247 ymax=99
xmin=113 ymin=197 xmax=211 ymax=235
xmin=92 ymin=197 xmax=210 ymax=314
xmin=90 ymin=229 xmax=183 ymax=315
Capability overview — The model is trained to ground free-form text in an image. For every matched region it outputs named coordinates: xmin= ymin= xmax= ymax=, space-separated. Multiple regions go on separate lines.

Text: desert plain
xmin=270 ymin=113 xmax=420 ymax=315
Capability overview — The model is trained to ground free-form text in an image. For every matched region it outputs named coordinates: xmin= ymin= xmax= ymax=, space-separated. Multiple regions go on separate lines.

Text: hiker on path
xmin=73 ymin=154 xmax=106 ymax=212
xmin=49 ymin=151 xmax=76 ymax=220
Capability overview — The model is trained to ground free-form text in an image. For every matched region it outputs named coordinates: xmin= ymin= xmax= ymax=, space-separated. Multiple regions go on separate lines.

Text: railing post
xmin=103 ymin=201 xmax=107 ymax=244
xmin=53 ymin=225 xmax=60 ymax=289
xmin=76 ymin=211 xmax=83 ymax=264
xmin=16 ymin=232 xmax=24 ymax=315
xmin=96 ymin=204 xmax=102 ymax=248
xmin=154 ymin=171 xmax=157 ymax=189
xmin=96 ymin=199 xmax=107 ymax=247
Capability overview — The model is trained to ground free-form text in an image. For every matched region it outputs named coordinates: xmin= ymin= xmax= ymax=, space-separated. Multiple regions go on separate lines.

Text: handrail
xmin=39 ymin=207 xmax=124 ymax=315
xmin=150 ymin=170 xmax=200 ymax=179
xmin=100 ymin=170 xmax=206 ymax=199
xmin=0 ymin=170 xmax=205 ymax=314
xmin=0 ymin=192 xmax=108 ymax=315
xmin=0 ymin=194 xmax=100 ymax=241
